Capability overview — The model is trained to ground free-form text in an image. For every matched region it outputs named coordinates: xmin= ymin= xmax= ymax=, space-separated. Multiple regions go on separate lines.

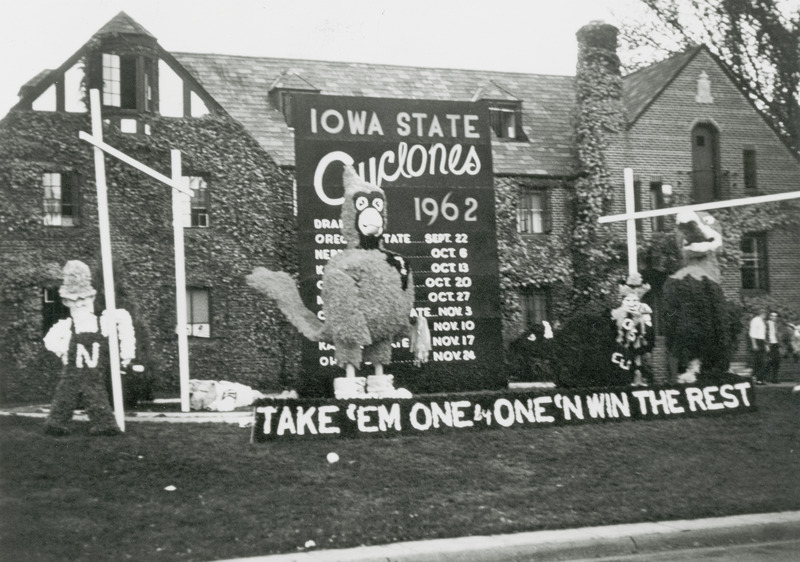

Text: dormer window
xmin=489 ymin=103 xmax=522 ymax=139
xmin=269 ymin=70 xmax=320 ymax=128
xmin=279 ymin=91 xmax=294 ymax=127
xmin=473 ymin=81 xmax=524 ymax=141
xmin=271 ymin=88 xmax=319 ymax=128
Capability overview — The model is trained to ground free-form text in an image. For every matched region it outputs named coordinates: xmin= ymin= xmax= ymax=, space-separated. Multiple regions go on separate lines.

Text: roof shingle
xmin=174 ymin=53 xmax=578 ymax=175
xmin=622 ymin=46 xmax=703 ymax=126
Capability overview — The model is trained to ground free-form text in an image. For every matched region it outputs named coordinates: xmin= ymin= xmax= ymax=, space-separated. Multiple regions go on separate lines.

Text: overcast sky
xmin=0 ymin=0 xmax=648 ymax=116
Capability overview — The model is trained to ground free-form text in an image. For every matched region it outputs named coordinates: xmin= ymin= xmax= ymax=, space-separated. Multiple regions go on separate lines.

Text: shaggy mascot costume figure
xmin=43 ymin=260 xmax=136 ymax=435
xmin=663 ymin=210 xmax=741 ymax=381
xmin=247 ymin=165 xmax=428 ymax=398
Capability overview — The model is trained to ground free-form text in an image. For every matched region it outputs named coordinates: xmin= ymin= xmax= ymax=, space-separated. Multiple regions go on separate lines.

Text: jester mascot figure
xmin=43 ymin=260 xmax=136 ymax=436
xmin=610 ymin=272 xmax=655 ymax=386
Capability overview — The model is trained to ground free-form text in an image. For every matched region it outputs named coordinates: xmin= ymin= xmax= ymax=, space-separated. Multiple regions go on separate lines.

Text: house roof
xmin=174 ymin=52 xmax=578 ymax=175
xmin=92 ymin=11 xmax=156 ymax=39
xmin=10 ymin=11 xmax=225 ymax=117
xmin=622 ymin=45 xmax=704 ymax=126
xmin=20 ymin=12 xmax=787 ymax=175
xmin=472 ymin=81 xmax=520 ymax=102
xmin=17 ymin=69 xmax=52 ymax=97
xmin=269 ymin=70 xmax=320 ymax=92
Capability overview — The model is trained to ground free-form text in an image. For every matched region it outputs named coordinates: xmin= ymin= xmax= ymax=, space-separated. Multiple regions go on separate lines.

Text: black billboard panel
xmin=293 ymin=94 xmax=504 ymax=391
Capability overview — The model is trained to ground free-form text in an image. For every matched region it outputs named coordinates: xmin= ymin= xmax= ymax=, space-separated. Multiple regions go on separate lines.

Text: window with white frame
xmin=180 ymin=176 xmax=210 ymax=227
xmin=42 ymin=287 xmax=70 ymax=335
xmin=102 ymin=54 xmax=122 ymax=107
xmin=102 ymin=52 xmax=155 ymax=111
xmin=649 ymin=181 xmax=666 ymax=232
xmin=143 ymin=57 xmax=154 ymax=112
xmin=743 ymin=148 xmax=757 ymax=192
xmin=186 ymin=288 xmax=211 ymax=338
xmin=43 ymin=172 xmax=78 ymax=226
xmin=489 ymin=103 xmax=522 ymax=139
xmin=281 ymin=91 xmax=294 ymax=126
xmin=521 ymin=289 xmax=551 ymax=327
xmin=517 ymin=189 xmax=550 ymax=234
xmin=740 ymin=233 xmax=769 ymax=291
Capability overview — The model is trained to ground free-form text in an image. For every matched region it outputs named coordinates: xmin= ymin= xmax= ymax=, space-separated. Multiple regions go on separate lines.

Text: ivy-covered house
xmin=0 ymin=13 xmax=298 ymax=403
xmin=1 ymin=13 xmax=798 ymax=403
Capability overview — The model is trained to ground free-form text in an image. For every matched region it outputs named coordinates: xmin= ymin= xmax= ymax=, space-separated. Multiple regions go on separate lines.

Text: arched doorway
xmin=691 ymin=123 xmax=720 ymax=203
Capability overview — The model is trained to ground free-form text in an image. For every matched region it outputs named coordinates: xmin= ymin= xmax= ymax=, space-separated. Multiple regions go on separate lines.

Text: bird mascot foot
xmin=333 ymin=376 xmax=367 ymax=399
xmin=366 ymin=374 xmax=396 ymax=396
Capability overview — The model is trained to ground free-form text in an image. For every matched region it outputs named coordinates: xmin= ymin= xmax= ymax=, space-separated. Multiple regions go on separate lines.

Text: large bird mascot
xmin=662 ymin=210 xmax=741 ymax=381
xmin=247 ymin=165 xmax=428 ymax=398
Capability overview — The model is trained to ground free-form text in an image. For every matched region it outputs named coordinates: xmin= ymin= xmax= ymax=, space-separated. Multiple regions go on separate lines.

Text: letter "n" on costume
xmin=76 ymin=342 xmax=101 ymax=368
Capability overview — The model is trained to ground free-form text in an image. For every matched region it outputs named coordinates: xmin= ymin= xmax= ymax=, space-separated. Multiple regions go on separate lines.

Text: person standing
xmin=749 ymin=310 xmax=767 ymax=385
xmin=766 ymin=311 xmax=782 ymax=383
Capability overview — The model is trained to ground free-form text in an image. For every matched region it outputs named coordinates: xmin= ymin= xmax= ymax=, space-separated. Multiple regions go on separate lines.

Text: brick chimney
xmin=575 ymin=21 xmax=623 ymax=128
xmin=570 ymin=21 xmax=626 ymax=304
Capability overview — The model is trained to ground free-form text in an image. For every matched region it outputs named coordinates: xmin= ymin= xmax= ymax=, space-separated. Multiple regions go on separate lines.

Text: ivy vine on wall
xmin=571 ymin=22 xmax=627 ymax=307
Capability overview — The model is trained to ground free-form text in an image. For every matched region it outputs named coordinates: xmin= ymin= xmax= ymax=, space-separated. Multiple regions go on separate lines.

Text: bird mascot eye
xmin=372 ymin=198 xmax=384 ymax=212
xmin=355 ymin=196 xmax=369 ymax=211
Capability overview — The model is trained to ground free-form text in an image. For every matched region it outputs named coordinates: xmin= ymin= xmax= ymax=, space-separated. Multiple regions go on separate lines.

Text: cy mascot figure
xmin=610 ymin=272 xmax=655 ymax=386
xmin=43 ymin=260 xmax=135 ymax=436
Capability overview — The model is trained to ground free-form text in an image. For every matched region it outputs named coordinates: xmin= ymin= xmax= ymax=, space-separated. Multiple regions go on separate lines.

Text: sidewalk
xmin=216 ymin=511 xmax=800 ymax=562
xmin=0 ymin=401 xmax=254 ymax=425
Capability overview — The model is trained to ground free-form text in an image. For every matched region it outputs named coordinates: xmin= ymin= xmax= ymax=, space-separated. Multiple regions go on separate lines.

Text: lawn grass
xmin=1 ymin=387 xmax=798 ymax=561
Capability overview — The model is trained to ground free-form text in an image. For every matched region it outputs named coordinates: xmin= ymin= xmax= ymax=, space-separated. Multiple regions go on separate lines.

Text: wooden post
xmin=81 ymin=89 xmax=195 ymax=416
xmin=88 ymin=89 xmax=125 ymax=431
xmin=623 ymin=168 xmax=638 ymax=276
xmin=172 ymin=151 xmax=191 ymax=412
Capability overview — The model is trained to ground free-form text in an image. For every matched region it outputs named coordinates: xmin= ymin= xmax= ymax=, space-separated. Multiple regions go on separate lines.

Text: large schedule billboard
xmin=293 ymin=94 xmax=504 ymax=391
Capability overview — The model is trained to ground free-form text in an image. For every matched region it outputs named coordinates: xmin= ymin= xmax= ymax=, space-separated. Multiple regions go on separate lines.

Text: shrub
xmin=551 ymin=306 xmax=620 ymax=387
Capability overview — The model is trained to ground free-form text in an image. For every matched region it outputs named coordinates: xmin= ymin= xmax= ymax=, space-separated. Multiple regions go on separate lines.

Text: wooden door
xmin=691 ymin=124 xmax=718 ymax=203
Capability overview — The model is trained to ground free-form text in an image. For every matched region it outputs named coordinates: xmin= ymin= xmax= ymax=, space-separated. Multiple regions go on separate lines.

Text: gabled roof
xmin=472 ymin=81 xmax=520 ymax=102
xmin=19 ymin=13 xmax=794 ymax=176
xmin=174 ymin=52 xmax=577 ymax=175
xmin=92 ymin=11 xmax=155 ymax=39
xmin=269 ymin=70 xmax=320 ymax=92
xmin=622 ymin=45 xmax=703 ymax=126
xmin=17 ymin=69 xmax=52 ymax=97
xmin=11 ymin=12 xmax=224 ymax=116
xmin=622 ymin=44 xmax=798 ymax=159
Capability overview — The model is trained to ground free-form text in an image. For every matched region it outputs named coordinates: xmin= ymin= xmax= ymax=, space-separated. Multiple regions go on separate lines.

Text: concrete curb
xmin=215 ymin=511 xmax=800 ymax=562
